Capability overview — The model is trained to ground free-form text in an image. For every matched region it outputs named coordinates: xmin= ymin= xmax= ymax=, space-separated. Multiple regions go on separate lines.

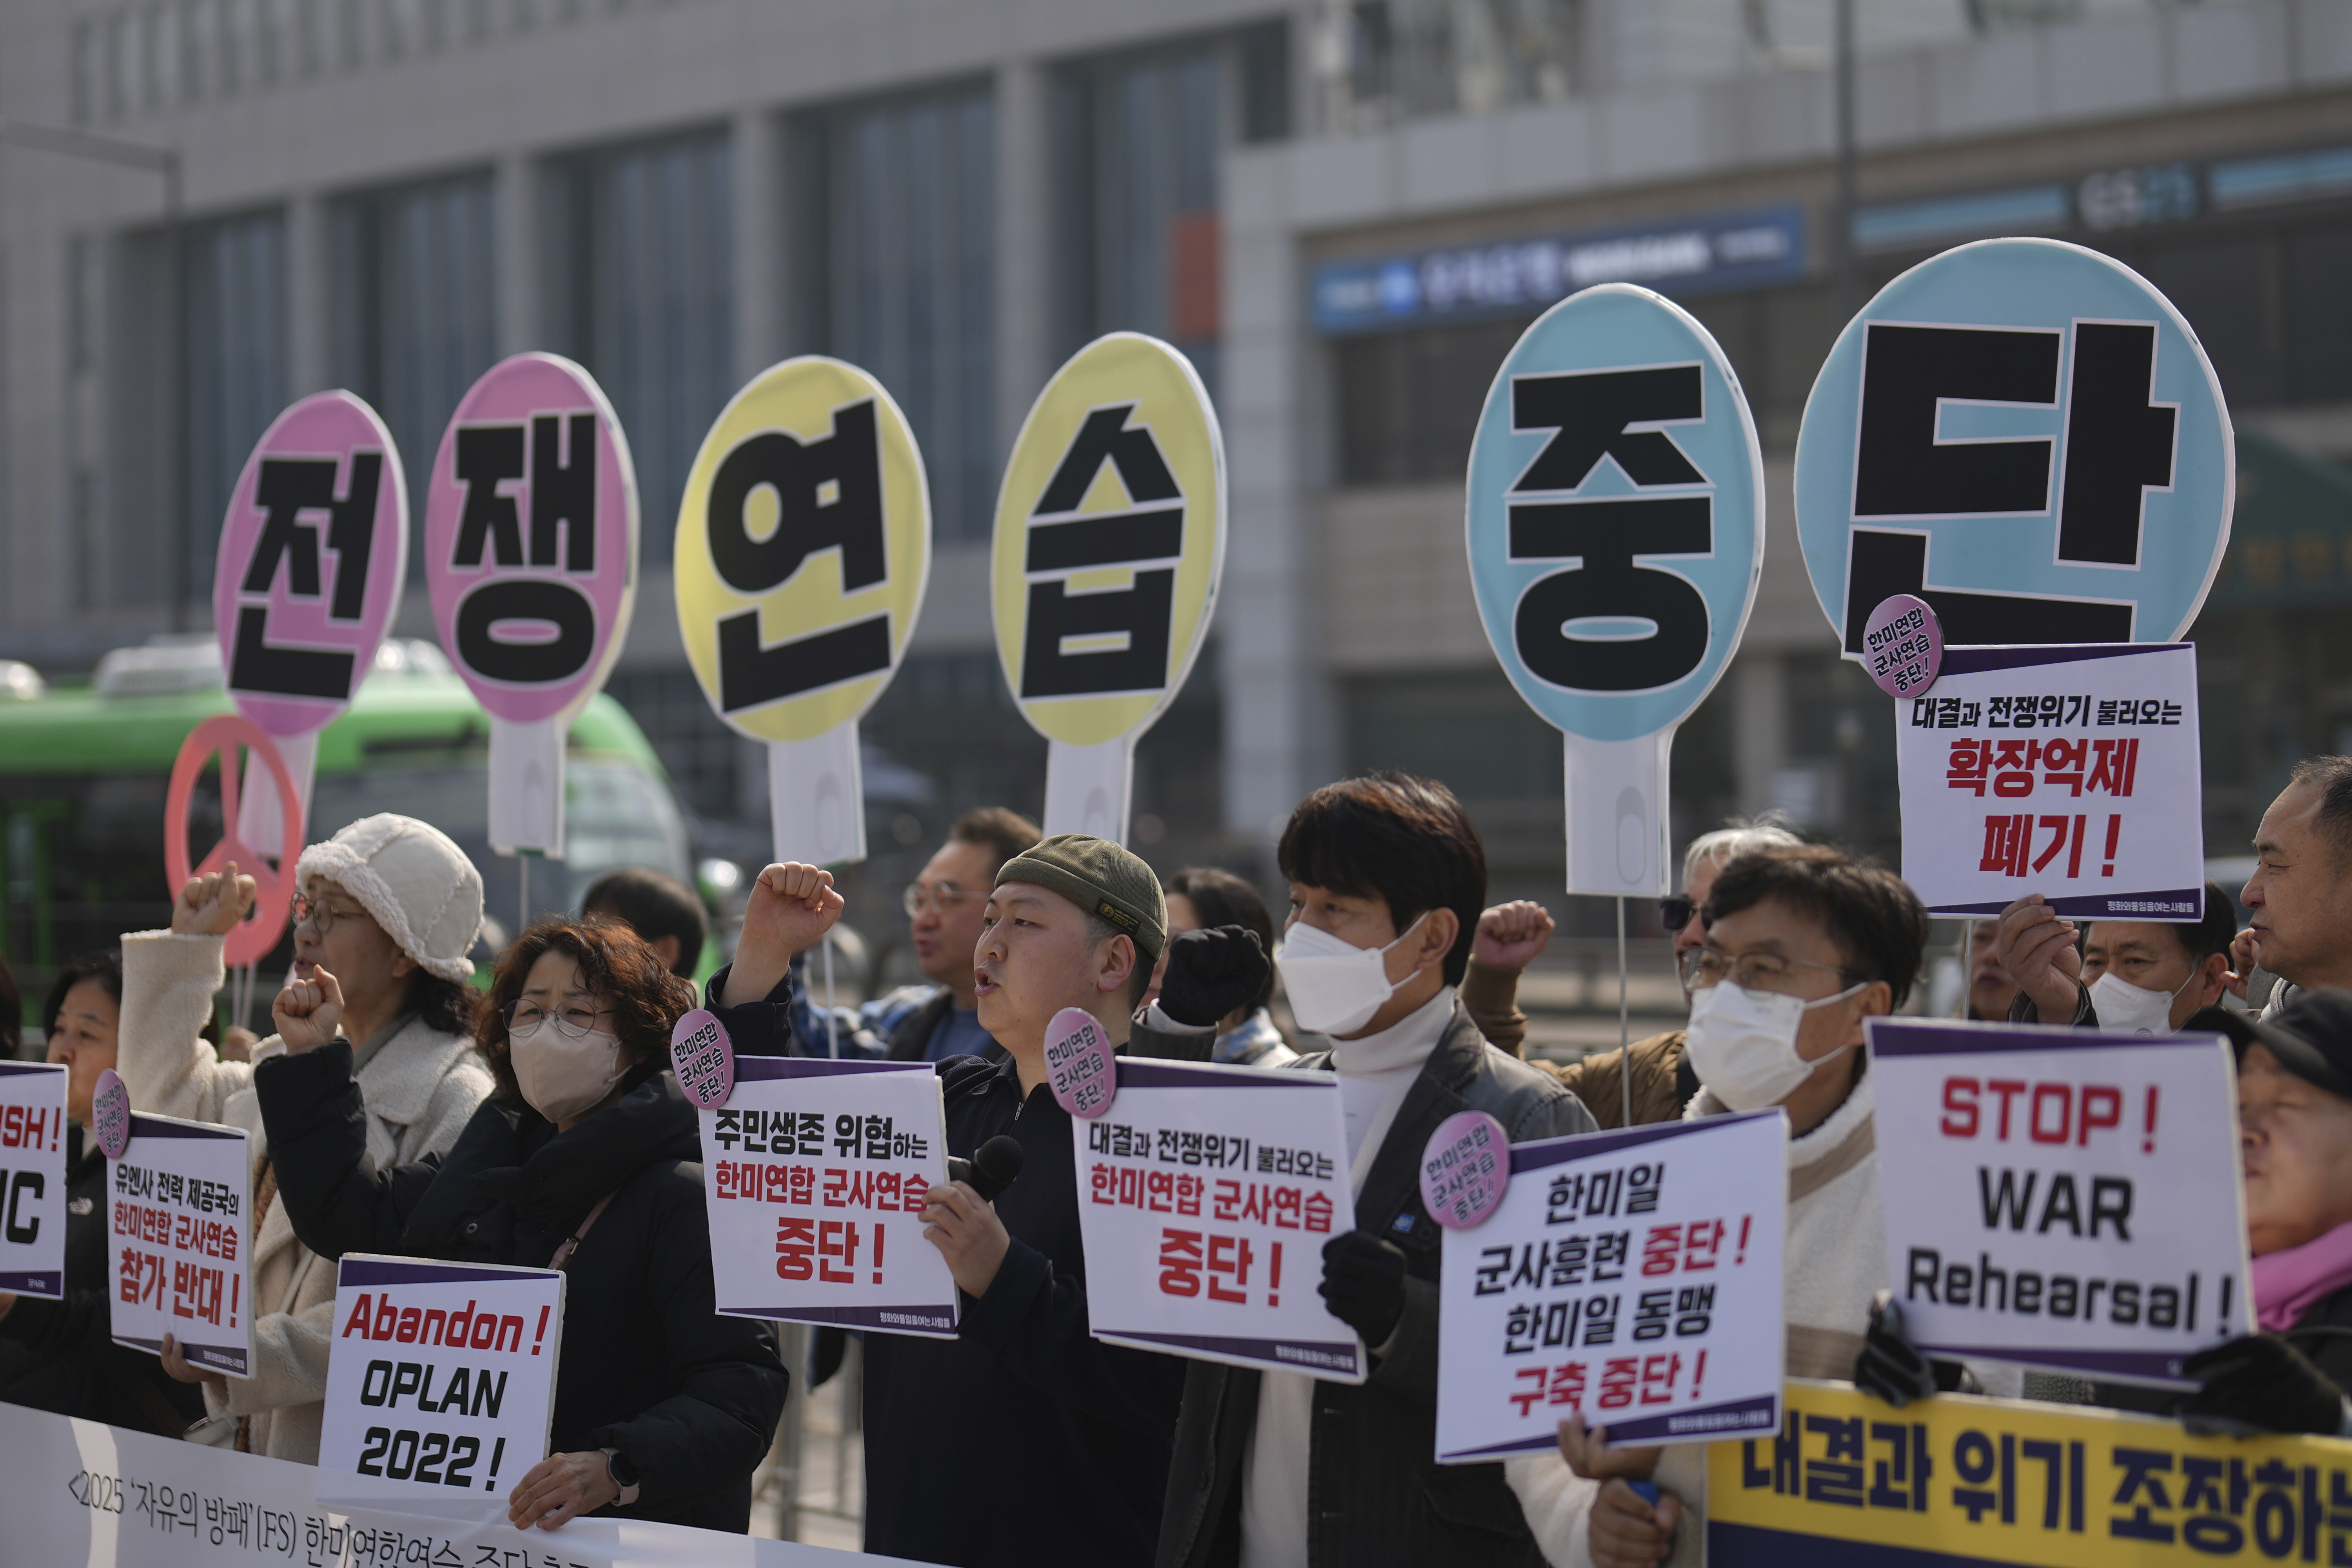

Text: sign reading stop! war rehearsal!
xmin=109 ymin=1112 xmax=251 ymax=1379
xmin=1436 ymin=1109 xmax=1786 ymax=1463
xmin=0 ymin=1062 xmax=68 ymax=1299
xmin=1870 ymin=1018 xmax=2248 ymax=1385
xmin=1466 ymin=284 xmax=1766 ymax=897
xmin=316 ymin=1255 xmax=561 ymax=1511
xmin=993 ymin=332 xmax=1225 ymax=843
xmin=1898 ymin=642 xmax=2204 ymax=918
xmin=701 ymin=1056 xmax=956 ymax=1337
xmin=1075 ymin=1060 xmax=1362 ymax=1381
xmin=676 ymin=357 xmax=931 ymax=867
xmin=425 ymin=352 xmax=638 ymax=856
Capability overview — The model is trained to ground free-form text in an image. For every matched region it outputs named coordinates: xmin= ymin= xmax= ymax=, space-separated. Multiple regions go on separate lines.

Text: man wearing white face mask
xmin=1151 ymin=773 xmax=1594 ymax=1568
xmin=1994 ymin=881 xmax=2236 ymax=1034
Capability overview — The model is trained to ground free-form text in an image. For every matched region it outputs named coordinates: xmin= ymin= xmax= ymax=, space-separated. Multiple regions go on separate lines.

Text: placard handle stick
xmin=519 ymin=854 xmax=530 ymax=940
xmin=1617 ymin=896 xmax=1632 ymax=1129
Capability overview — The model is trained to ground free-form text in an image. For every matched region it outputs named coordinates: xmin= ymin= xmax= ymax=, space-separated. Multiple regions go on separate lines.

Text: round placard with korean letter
xmin=213 ymin=390 xmax=408 ymax=739
xmin=675 ymin=357 xmax=931 ymax=743
xmin=669 ymin=1008 xmax=736 ymax=1111
xmin=1465 ymin=283 xmax=1766 ymax=895
xmin=1419 ymin=1110 xmax=1510 ymax=1230
xmin=91 ymin=1068 xmax=131 ymax=1160
xmin=1044 ymin=1006 xmax=1117 ymax=1121
xmin=1794 ymin=238 xmax=2232 ymax=657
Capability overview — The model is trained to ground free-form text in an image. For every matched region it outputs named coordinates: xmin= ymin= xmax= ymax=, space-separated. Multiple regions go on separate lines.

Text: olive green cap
xmin=995 ymin=833 xmax=1167 ymax=963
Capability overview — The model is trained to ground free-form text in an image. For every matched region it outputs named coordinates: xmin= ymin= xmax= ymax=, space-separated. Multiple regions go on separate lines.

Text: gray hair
xmin=1681 ymin=813 xmax=1805 ymax=889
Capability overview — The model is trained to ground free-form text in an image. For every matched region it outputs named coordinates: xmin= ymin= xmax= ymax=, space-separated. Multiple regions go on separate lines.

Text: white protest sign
xmin=1897 ymin=642 xmax=2203 ymax=919
xmin=108 ymin=1112 xmax=251 ymax=1378
xmin=993 ymin=333 xmax=1225 ymax=843
xmin=1466 ymin=285 xmax=1766 ymax=897
xmin=315 ymin=1255 xmax=563 ymax=1511
xmin=1074 ymin=1059 xmax=1363 ymax=1381
xmin=676 ymin=358 xmax=932 ymax=867
xmin=0 ymin=1062 xmax=68 ymax=1299
xmin=1436 ymin=1109 xmax=1786 ymax=1462
xmin=1869 ymin=1017 xmax=2248 ymax=1385
xmin=702 ymin=1056 xmax=956 ymax=1338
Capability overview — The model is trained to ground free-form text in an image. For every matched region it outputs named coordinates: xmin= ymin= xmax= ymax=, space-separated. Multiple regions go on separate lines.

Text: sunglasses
xmin=1659 ymin=896 xmax=1708 ymax=934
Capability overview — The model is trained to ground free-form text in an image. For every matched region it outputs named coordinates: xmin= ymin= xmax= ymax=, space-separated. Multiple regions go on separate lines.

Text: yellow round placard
xmin=675 ymin=357 xmax=931 ymax=743
xmin=991 ymin=332 xmax=1226 ymax=748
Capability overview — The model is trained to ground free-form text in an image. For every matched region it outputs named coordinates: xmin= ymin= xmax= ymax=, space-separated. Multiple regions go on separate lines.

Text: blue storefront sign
xmin=1313 ymin=204 xmax=1806 ymax=337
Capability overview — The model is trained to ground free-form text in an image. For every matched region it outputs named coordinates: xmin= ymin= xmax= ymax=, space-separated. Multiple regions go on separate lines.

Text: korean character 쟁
xmin=1207 ymin=1235 xmax=1255 ymax=1303
xmin=1945 ymin=739 xmax=1992 ymax=797
xmin=1624 ymin=1163 xmax=1664 ymax=1214
xmin=1804 ymin=1414 xmax=1866 ymax=1507
xmin=1597 ymin=1356 xmax=1640 ymax=1410
xmin=1158 ymin=1229 xmax=1203 ymax=1296
xmin=776 ymin=1216 xmax=816 ymax=1281
xmin=1632 ymin=1289 xmax=1673 ymax=1341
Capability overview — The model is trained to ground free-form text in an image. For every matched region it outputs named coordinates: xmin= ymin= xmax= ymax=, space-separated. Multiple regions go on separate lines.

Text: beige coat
xmin=114 ymin=930 xmax=492 ymax=1461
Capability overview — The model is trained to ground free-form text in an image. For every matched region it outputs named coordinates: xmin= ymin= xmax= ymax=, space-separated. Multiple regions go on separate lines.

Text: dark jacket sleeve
xmin=2007 ymin=982 xmax=2098 ymax=1028
xmin=588 ymin=1165 xmax=791 ymax=1510
xmin=958 ymin=1235 xmax=1189 ymax=1436
xmin=702 ymin=965 xmax=805 ymax=1059
xmin=253 ymin=1040 xmax=449 ymax=1259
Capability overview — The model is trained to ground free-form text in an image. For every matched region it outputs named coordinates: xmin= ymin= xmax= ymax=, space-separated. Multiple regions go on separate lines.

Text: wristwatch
xmin=601 ymin=1447 xmax=641 ymax=1506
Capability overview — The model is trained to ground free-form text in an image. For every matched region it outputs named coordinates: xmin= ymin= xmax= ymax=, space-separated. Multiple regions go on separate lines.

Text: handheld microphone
xmin=947 ymin=1135 xmax=1026 ymax=1204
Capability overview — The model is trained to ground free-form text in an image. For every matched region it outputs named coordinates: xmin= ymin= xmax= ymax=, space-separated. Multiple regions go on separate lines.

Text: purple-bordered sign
xmin=0 ymin=1061 xmax=69 ymax=1298
xmin=109 ymin=1111 xmax=252 ymax=1378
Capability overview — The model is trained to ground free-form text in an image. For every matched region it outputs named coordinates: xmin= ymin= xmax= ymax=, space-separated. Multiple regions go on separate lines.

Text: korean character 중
xmin=817 ymin=1219 xmax=861 ymax=1283
xmin=1805 ymin=1414 xmax=1866 ymax=1507
xmin=1637 ymin=1352 xmax=1682 ymax=1405
xmin=1624 ymin=1163 xmax=1664 ymax=1214
xmin=1867 ymin=1421 xmax=1933 ymax=1512
xmin=1641 ymin=1225 xmax=1681 ymax=1277
xmin=1675 ymin=1285 xmax=1714 ymax=1335
xmin=1953 ymin=1430 xmax=2018 ymax=1526
xmin=1945 ymin=738 xmax=1991 ymax=797
xmin=1207 ymin=1234 xmax=1255 ymax=1303
xmin=776 ymin=1216 xmax=817 ymax=1281
xmin=1474 ymin=1245 xmax=1511 ymax=1297
xmin=1158 ymin=1229 xmax=1203 ymax=1296
xmin=1632 ymin=1289 xmax=1673 ymax=1341
xmin=1596 ymin=1356 xmax=1640 ymax=1410
xmin=1991 ymin=738 xmax=2039 ymax=796
xmin=2179 ymin=1455 xmax=2251 ymax=1553
xmin=2041 ymin=737 xmax=2087 ymax=795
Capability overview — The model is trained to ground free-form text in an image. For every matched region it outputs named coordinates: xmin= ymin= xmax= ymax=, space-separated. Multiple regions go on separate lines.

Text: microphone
xmin=947 ymin=1135 xmax=1025 ymax=1204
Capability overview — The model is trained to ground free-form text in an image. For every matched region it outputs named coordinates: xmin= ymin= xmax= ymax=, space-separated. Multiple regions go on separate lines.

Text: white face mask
xmin=511 ymin=1027 xmax=626 ymax=1124
xmin=1275 ymin=911 xmax=1430 ymax=1038
xmin=2089 ymin=968 xmax=2194 ymax=1036
xmin=1684 ymin=981 xmax=1867 ymax=1112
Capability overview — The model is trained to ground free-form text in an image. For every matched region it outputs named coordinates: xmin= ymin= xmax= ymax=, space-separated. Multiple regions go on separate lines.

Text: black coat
xmin=0 ymin=1124 xmax=208 ymax=1436
xmin=254 ymin=1044 xmax=788 ymax=1533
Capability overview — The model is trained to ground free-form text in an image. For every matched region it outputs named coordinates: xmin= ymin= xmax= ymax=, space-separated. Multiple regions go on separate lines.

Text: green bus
xmin=0 ymin=637 xmax=698 ymax=1037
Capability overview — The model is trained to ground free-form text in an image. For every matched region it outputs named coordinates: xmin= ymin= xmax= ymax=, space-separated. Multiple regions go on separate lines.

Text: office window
xmin=793 ymin=81 xmax=998 ymax=541
xmin=545 ymin=130 xmax=733 ymax=561
xmin=184 ymin=208 xmax=289 ymax=600
xmin=330 ymin=171 xmax=498 ymax=577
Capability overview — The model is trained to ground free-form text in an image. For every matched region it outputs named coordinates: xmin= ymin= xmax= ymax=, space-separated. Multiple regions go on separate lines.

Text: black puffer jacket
xmin=255 ymin=1044 xmax=787 ymax=1532
xmin=0 ymin=1124 xmax=208 ymax=1436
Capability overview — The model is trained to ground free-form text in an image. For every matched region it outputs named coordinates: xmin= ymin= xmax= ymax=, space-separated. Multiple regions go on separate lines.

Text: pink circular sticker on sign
xmin=91 ymin=1067 xmax=131 ymax=1160
xmin=1862 ymin=593 xmax=1943 ymax=699
xmin=423 ymin=353 xmax=639 ymax=724
xmin=670 ymin=1008 xmax=736 ymax=1110
xmin=1420 ymin=1110 xmax=1510 ymax=1230
xmin=1044 ymin=1007 xmax=1116 ymax=1120
xmin=214 ymin=391 xmax=410 ymax=737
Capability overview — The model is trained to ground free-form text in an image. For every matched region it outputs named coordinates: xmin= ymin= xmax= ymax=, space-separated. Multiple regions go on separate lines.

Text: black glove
xmin=1320 ymin=1231 xmax=1408 ymax=1347
xmin=1854 ymin=1290 xmax=1980 ymax=1408
xmin=2181 ymin=1334 xmax=2347 ymax=1437
xmin=1157 ymin=925 xmax=1269 ymax=1029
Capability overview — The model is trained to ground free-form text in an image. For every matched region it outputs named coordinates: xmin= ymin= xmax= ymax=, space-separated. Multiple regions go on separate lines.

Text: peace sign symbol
xmin=165 ymin=714 xmax=306 ymax=968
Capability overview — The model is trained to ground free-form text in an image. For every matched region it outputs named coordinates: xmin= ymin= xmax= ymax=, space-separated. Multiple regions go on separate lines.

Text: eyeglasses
xmin=1679 ymin=947 xmax=1860 ymax=995
xmin=505 ymin=1000 xmax=615 ymax=1041
xmin=292 ymin=896 xmax=369 ymax=938
xmin=1659 ymin=896 xmax=1704 ymax=934
xmin=902 ymin=882 xmax=983 ymax=918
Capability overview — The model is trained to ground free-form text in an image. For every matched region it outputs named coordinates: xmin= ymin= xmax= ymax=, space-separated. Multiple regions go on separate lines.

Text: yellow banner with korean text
xmin=1708 ymin=1378 xmax=2352 ymax=1566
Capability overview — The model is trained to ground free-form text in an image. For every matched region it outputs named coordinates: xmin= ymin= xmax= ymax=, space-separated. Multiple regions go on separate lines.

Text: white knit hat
xmin=296 ymin=814 xmax=484 ymax=983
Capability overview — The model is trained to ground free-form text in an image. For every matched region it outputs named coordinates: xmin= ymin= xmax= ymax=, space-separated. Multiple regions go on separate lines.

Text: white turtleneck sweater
xmin=1239 ymin=985 xmax=1459 ymax=1568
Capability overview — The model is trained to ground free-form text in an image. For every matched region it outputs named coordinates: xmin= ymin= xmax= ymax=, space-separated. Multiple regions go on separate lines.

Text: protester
xmin=788 ymin=806 xmax=1041 ymax=1059
xmin=717 ymin=840 xmax=1194 ymax=1566
xmin=114 ymin=815 xmax=492 ymax=1462
xmin=1142 ymin=866 xmax=1295 ymax=1067
xmin=1513 ymin=843 xmax=1975 ymax=1568
xmin=2232 ymin=758 xmax=2352 ymax=1017
xmin=254 ymin=915 xmax=788 ymax=1531
xmin=0 ymin=953 xmax=209 ymax=1435
xmin=582 ymin=867 xmax=708 ymax=980
xmin=1963 ymin=918 xmax=2019 ymax=1022
xmin=1146 ymin=773 xmax=1595 ymax=1568
xmin=1994 ymin=881 xmax=2236 ymax=1031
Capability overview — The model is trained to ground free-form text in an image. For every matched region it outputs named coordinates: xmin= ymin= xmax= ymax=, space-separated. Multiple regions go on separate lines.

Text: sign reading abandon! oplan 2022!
xmin=993 ymin=332 xmax=1225 ymax=843
xmin=1466 ymin=284 xmax=1766 ymax=897
xmin=675 ymin=358 xmax=931 ymax=867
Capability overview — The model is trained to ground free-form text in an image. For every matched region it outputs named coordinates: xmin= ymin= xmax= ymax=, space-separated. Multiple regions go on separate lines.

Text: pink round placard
xmin=1862 ymin=593 xmax=1942 ymax=699
xmin=424 ymin=353 xmax=639 ymax=724
xmin=1044 ymin=1007 xmax=1116 ymax=1120
xmin=213 ymin=391 xmax=409 ymax=737
xmin=670 ymin=1008 xmax=736 ymax=1110
xmin=1420 ymin=1110 xmax=1510 ymax=1230
xmin=91 ymin=1067 xmax=131 ymax=1160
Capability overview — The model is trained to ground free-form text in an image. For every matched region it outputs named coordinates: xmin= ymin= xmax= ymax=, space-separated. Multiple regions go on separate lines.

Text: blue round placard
xmin=1793 ymin=238 xmax=2231 ymax=656
xmin=1465 ymin=284 xmax=1766 ymax=742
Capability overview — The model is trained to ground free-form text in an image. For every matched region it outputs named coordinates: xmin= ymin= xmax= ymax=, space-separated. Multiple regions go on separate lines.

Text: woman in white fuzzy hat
xmin=113 ymin=813 xmax=495 ymax=1462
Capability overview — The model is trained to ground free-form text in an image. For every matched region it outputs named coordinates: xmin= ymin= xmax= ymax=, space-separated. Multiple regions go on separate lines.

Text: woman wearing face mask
xmin=1992 ymin=881 xmax=2236 ymax=1034
xmin=250 ymin=917 xmax=789 ymax=1534
xmin=0 ymin=953 xmax=209 ymax=1435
